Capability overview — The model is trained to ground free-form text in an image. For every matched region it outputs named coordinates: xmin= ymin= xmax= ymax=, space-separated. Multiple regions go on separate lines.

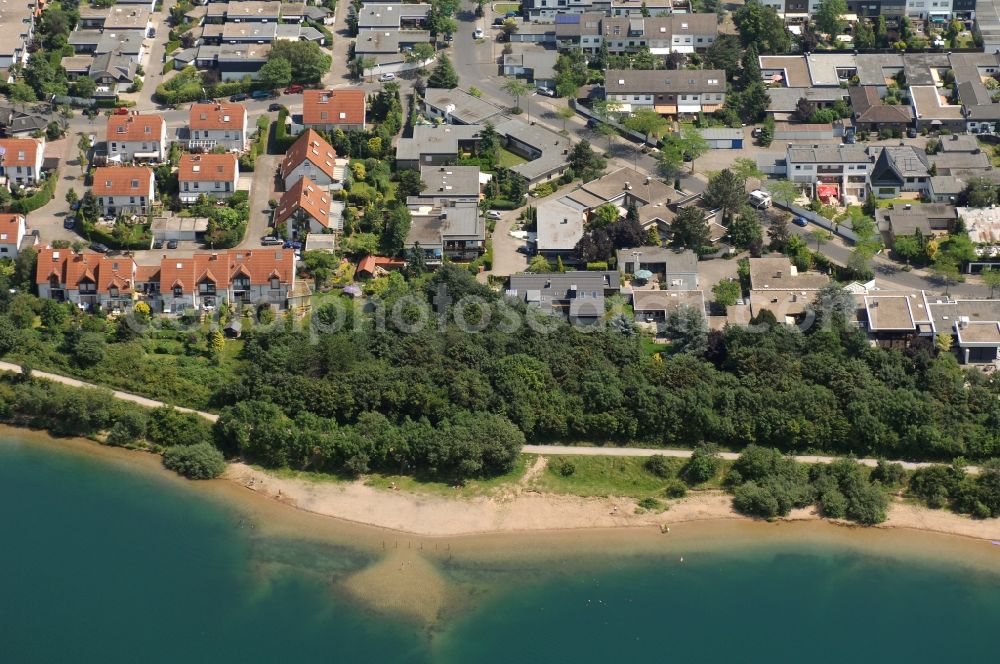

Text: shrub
xmin=163 ymin=442 xmax=227 ymax=479
xmin=488 ymin=199 xmax=520 ymax=210
xmin=585 ymin=261 xmax=609 ymax=271
xmin=9 ymin=170 xmax=58 ymax=213
xmin=556 ymin=459 xmax=576 ymax=477
xmin=683 ymin=444 xmax=721 ymax=485
xmin=637 ymin=496 xmax=664 ymax=511
xmin=733 ymin=481 xmax=780 ymax=519
xmin=663 ymin=480 xmax=687 ymax=498
xmin=871 ymin=459 xmax=906 ymax=487
xmin=645 ymin=454 xmax=672 ymax=478
xmin=818 ymin=489 xmax=848 ymax=518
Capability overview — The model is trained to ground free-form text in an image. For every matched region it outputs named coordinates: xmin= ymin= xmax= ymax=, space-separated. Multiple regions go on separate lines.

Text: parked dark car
xmin=267 ymin=103 xmax=282 ymax=112
xmin=251 ymin=90 xmax=270 ymax=100
xmin=505 ymin=11 xmax=519 ymax=17
xmin=283 ymin=240 xmax=303 ymax=250
xmin=907 ymin=127 xmax=918 ymax=138
xmin=90 ymin=242 xmax=109 ymax=253
xmin=230 ymin=93 xmax=248 ymax=102
xmin=751 ymin=127 xmax=763 ymax=138
xmin=166 ymin=240 xmax=179 ymax=249
xmin=199 ymin=99 xmax=214 ymax=104
xmin=63 ymin=217 xmax=76 ymax=229
xmin=493 ymin=17 xmax=504 ymax=26
xmin=794 ymin=217 xmax=808 ymax=227
xmin=153 ymin=240 xmax=163 ymax=249
xmin=261 ymin=236 xmax=282 ymax=246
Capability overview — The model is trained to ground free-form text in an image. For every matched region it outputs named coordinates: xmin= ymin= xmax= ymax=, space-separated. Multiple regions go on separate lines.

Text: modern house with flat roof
xmin=930 ymin=299 xmax=1000 ymax=364
xmin=748 ymin=256 xmax=830 ymax=325
xmin=395 ymin=124 xmax=483 ymax=169
xmin=536 ymin=198 xmax=586 ymax=260
xmin=632 ymin=289 xmax=705 ymax=323
xmin=421 ymin=88 xmax=506 ymax=125
xmin=616 ymin=247 xmax=698 ymax=289
xmin=405 ymin=202 xmax=485 ymax=263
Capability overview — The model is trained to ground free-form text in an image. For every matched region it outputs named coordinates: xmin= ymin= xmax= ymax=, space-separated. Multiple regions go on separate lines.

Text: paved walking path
xmin=0 ymin=361 xmax=219 ymax=423
xmin=0 ymin=361 xmax=974 ymax=471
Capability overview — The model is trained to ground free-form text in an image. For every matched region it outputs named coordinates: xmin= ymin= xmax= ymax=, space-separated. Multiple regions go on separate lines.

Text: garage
xmin=151 ymin=216 xmax=209 ymax=242
xmin=697 ymin=128 xmax=744 ymax=149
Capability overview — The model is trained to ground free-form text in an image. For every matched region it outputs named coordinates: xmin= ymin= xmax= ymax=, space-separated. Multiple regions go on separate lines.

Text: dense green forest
xmin=2 ymin=260 xmax=1000 ymax=481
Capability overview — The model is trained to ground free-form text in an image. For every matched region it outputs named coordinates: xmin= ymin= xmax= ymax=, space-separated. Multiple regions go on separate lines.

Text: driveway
xmin=238 ymin=153 xmax=280 ymax=248
xmin=486 ymin=211 xmax=529 ymax=278
xmin=30 ymin=129 xmax=89 ymax=245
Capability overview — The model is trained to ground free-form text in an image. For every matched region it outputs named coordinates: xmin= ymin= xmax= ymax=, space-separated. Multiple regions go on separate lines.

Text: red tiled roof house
xmin=188 ymin=102 xmax=249 ymax=152
xmin=91 ymin=166 xmax=155 ymax=216
xmin=301 ymin=89 xmax=366 ymax=132
xmin=106 ymin=113 xmax=167 ymax=162
xmin=274 ymin=176 xmax=335 ymax=234
xmin=0 ymin=213 xmax=27 ymax=259
xmin=0 ymin=138 xmax=45 ymax=186
xmin=178 ymin=153 xmax=240 ymax=203
xmin=280 ymin=129 xmax=342 ymax=188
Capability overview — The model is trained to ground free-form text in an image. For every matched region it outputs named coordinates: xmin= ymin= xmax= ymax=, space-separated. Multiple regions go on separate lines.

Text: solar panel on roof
xmin=555 ymin=14 xmax=580 ymax=23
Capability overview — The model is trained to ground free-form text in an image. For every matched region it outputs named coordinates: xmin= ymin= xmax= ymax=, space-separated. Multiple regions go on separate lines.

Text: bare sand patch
xmin=340 ymin=550 xmax=454 ymax=625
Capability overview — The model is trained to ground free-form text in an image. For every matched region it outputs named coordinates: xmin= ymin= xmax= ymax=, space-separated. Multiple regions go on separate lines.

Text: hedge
xmin=273 ymin=108 xmax=297 ymax=153
xmin=9 ymin=170 xmax=58 ymax=213
xmin=80 ymin=218 xmax=152 ymax=250
xmin=487 ymin=199 xmax=520 ymax=210
xmin=585 ymin=261 xmax=609 ymax=271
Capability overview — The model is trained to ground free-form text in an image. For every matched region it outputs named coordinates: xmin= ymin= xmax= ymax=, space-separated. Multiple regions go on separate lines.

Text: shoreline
xmin=4 ymin=424 xmax=1000 ymax=547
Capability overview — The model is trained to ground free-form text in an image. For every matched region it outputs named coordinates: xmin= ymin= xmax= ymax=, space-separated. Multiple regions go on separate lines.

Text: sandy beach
xmin=223 ymin=460 xmax=1000 ymax=542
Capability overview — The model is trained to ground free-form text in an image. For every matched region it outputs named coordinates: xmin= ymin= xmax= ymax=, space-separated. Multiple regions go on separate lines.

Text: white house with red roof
xmin=0 ymin=138 xmax=45 ymax=186
xmin=274 ymin=176 xmax=339 ymax=235
xmin=280 ymin=129 xmax=344 ymax=188
xmin=92 ymin=166 xmax=155 ymax=216
xmin=188 ymin=102 xmax=249 ymax=152
xmin=178 ymin=153 xmax=240 ymax=203
xmin=301 ymin=89 xmax=367 ymax=132
xmin=106 ymin=113 xmax=167 ymax=162
xmin=0 ymin=213 xmax=27 ymax=258
xmin=37 ymin=246 xmax=297 ymax=313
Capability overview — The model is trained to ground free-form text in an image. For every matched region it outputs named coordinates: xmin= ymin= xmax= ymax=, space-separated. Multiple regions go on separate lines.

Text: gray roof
xmin=929 ymin=175 xmax=964 ymax=196
xmin=422 ymin=88 xmax=505 ymax=125
xmin=767 ymin=87 xmax=848 ymax=113
xmin=604 ymin=68 xmax=725 ymax=95
xmin=553 ymin=12 xmax=604 ymax=37
xmin=356 ymin=3 xmax=431 ymax=28
xmin=697 ymin=127 xmax=744 ymax=140
xmin=68 ymin=29 xmax=145 ymax=55
xmin=615 ymin=246 xmax=698 ymax=273
xmin=938 ymin=134 xmax=981 ymax=153
xmin=492 ymin=117 xmax=570 ymax=181
xmin=787 ymin=144 xmax=871 ymax=164
xmin=880 ymin=146 xmax=929 ymax=178
xmin=536 ymin=198 xmax=585 ymax=251
xmin=354 ymin=29 xmax=431 ymax=54
xmin=395 ymin=124 xmax=482 ymax=162
xmin=632 ymin=289 xmax=705 ymax=315
xmin=406 ymin=203 xmax=484 ymax=246
xmin=903 ymin=53 xmax=951 ymax=86
xmin=853 ymin=53 xmax=904 ymax=87
xmin=90 ymin=52 xmax=137 ymax=82
xmin=418 ymin=165 xmax=481 ymax=198
xmin=503 ymin=49 xmax=558 ymax=80
xmin=885 ymin=205 xmax=956 ymax=236
xmin=804 ymin=53 xmax=858 ymax=87
xmin=508 ymin=271 xmax=620 ymax=318
xmin=927 ymin=151 xmax=991 ymax=174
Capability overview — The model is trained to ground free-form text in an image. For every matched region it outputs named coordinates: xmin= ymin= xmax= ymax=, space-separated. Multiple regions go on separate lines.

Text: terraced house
xmin=603 ymin=69 xmax=726 ymax=116
xmin=91 ymin=166 xmax=155 ymax=216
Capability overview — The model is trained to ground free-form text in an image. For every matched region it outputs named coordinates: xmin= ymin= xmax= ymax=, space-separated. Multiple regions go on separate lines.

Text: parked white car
xmin=378 ymin=72 xmax=396 ymax=82
xmin=487 ymin=210 xmax=503 ymax=220
xmin=474 ymin=27 xmax=485 ymax=39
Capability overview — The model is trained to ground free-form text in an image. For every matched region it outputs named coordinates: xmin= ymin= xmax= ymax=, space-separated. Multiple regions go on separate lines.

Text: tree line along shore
xmin=0 ymin=248 xmax=999 ymax=524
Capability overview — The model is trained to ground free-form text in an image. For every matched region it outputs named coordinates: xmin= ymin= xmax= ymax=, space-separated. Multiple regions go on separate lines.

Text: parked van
xmin=749 ymin=190 xmax=772 ymax=209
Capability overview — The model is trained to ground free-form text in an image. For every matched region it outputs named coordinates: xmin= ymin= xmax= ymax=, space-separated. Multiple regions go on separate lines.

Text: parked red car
xmin=284 ymin=84 xmax=304 ymax=94
xmin=113 ymin=107 xmax=129 ymax=115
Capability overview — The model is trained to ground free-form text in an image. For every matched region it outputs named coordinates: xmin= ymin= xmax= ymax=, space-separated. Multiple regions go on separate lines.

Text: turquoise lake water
xmin=3 ymin=433 xmax=1000 ymax=664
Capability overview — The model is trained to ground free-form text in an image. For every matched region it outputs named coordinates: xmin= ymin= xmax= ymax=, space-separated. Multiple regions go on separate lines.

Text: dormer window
xmin=131 ymin=180 xmax=139 ymax=188
xmin=173 ymin=286 xmax=183 ymax=298
xmin=109 ymin=286 xmax=119 ymax=297
xmin=270 ymin=277 xmax=280 ymax=290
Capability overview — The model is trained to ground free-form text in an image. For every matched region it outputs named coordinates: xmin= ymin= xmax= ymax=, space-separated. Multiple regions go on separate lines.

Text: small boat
xmin=991 ymin=541 xmax=1000 ymax=546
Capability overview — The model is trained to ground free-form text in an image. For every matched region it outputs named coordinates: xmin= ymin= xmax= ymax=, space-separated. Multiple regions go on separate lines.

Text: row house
xmin=188 ymin=102 xmax=248 ymax=152
xmin=106 ymin=113 xmax=167 ymax=162
xmin=301 ymin=90 xmax=367 ymax=133
xmin=0 ymin=4 xmax=36 ymax=70
xmin=280 ymin=129 xmax=345 ymax=188
xmin=203 ymin=1 xmax=282 ymax=23
xmin=524 ymin=0 xmax=611 ymax=20
xmin=178 ymin=153 xmax=240 ymax=204
xmin=603 ymin=69 xmax=725 ymax=116
xmin=36 ymin=249 xmax=138 ymax=311
xmin=188 ymin=44 xmax=272 ymax=82
xmin=599 ymin=13 xmax=716 ymax=54
xmin=158 ymin=249 xmax=295 ymax=312
xmin=37 ymin=247 xmax=297 ymax=313
xmin=91 ymin=166 xmax=155 ymax=216
xmin=78 ymin=6 xmax=152 ymax=32
xmin=0 ymin=138 xmax=44 ymax=186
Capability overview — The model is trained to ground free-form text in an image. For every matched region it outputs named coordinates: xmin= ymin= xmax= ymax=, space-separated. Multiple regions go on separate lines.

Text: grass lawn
xmin=499 ymin=147 xmax=527 ymax=167
xmin=641 ymin=337 xmax=670 ymax=358
xmin=530 ymin=455 xmax=685 ymax=499
xmin=875 ymin=198 xmax=923 ymax=209
xmin=494 ymin=2 xmax=521 ymax=13
xmin=365 ymin=455 xmax=529 ymax=498
xmin=978 ymin=139 xmax=1000 ymax=167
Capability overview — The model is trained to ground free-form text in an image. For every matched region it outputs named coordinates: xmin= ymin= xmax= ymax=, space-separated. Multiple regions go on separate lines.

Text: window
xmin=173 ymin=286 xmax=183 ymax=298
xmin=131 ymin=180 xmax=139 ymax=188
xmin=130 ymin=197 xmax=136 ymax=204
xmin=109 ymin=286 xmax=119 ymax=297
xmin=270 ymin=277 xmax=280 ymax=290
